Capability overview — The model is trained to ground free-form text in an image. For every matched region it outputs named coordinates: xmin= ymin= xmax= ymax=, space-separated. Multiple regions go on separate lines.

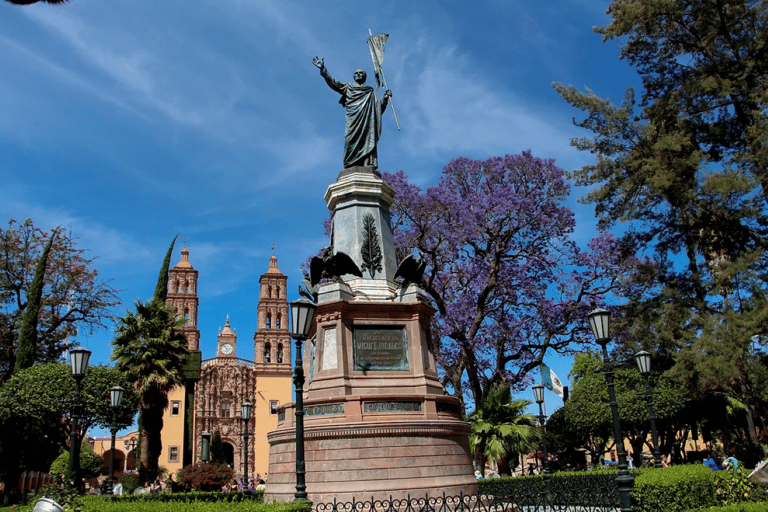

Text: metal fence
xmin=314 ymin=473 xmax=627 ymax=512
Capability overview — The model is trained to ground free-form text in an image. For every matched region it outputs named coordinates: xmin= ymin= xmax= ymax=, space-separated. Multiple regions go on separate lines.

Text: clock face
xmin=221 ymin=343 xmax=233 ymax=355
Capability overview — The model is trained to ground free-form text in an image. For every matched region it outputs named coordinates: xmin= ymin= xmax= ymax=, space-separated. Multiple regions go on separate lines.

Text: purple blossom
xmin=383 ymin=152 xmax=642 ymax=407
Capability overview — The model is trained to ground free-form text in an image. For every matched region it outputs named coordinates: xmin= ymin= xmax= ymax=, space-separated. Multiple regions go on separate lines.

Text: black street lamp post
xmin=635 ymin=350 xmax=662 ymax=469
xmin=588 ymin=306 xmax=634 ymax=512
xmin=106 ymin=386 xmax=125 ymax=496
xmin=67 ymin=347 xmax=91 ymax=492
xmin=289 ymin=296 xmax=317 ymax=503
xmin=532 ymin=384 xmax=552 ymax=495
xmin=201 ymin=431 xmax=211 ymax=463
xmin=241 ymin=399 xmax=253 ymax=486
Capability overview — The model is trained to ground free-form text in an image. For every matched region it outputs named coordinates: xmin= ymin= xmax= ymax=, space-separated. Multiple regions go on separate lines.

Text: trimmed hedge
xmin=481 ymin=465 xmax=768 ymax=512
xmin=632 ymin=465 xmax=768 ymax=512
xmin=24 ymin=495 xmax=304 ymax=512
xmin=689 ymin=504 xmax=768 ymax=512
xmin=479 ymin=470 xmax=624 ymax=508
xmin=632 ymin=464 xmax=717 ymax=512
xmin=88 ymin=489 xmax=264 ymax=503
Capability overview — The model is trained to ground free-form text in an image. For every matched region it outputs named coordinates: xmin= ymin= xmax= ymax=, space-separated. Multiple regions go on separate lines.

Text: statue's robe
xmin=321 ymin=68 xmax=386 ymax=169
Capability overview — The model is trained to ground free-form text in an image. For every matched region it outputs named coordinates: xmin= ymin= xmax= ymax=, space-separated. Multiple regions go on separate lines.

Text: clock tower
xmin=217 ymin=316 xmax=237 ymax=358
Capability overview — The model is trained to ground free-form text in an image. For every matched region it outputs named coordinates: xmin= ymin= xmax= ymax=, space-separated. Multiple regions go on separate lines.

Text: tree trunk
xmin=139 ymin=407 xmax=165 ymax=483
xmin=473 ymin=446 xmax=485 ymax=476
xmin=498 ymin=452 xmax=510 ymax=476
xmin=745 ymin=407 xmax=759 ymax=444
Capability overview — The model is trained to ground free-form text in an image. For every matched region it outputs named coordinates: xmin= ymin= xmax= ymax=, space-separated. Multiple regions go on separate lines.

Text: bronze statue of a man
xmin=313 ymin=57 xmax=392 ymax=169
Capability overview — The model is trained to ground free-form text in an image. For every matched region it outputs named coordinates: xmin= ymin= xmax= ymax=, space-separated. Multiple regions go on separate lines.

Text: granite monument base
xmin=265 ymin=396 xmax=477 ymax=503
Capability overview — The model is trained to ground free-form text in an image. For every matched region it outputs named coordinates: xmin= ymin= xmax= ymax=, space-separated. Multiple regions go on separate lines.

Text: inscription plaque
xmin=353 ymin=326 xmax=408 ymax=371
xmin=305 ymin=403 xmax=345 ymax=417
xmin=364 ymin=401 xmax=421 ymax=413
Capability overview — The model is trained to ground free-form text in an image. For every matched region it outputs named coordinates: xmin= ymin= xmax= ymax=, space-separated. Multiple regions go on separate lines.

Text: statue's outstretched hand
xmin=384 ymin=89 xmax=392 ymax=98
xmin=312 ymin=56 xmax=324 ymax=70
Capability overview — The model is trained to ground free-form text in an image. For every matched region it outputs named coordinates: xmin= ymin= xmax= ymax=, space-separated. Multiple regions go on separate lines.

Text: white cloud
xmin=393 ymin=43 xmax=575 ymax=165
xmin=22 ymin=8 xmax=156 ymax=97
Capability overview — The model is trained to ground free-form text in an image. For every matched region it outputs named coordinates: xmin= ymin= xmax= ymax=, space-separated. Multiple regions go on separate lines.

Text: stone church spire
xmin=253 ymin=256 xmax=291 ymax=371
xmin=166 ymin=247 xmax=200 ymax=350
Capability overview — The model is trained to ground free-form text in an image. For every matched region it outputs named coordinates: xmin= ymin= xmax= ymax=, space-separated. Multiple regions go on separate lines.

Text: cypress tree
xmin=210 ymin=430 xmax=227 ymax=464
xmin=153 ymin=235 xmax=178 ymax=304
xmin=14 ymin=228 xmax=59 ymax=372
xmin=136 ymin=233 xmax=177 ymax=483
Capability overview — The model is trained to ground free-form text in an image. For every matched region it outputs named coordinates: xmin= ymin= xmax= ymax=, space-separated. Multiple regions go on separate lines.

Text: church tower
xmin=217 ymin=316 xmax=237 ymax=358
xmin=253 ymin=255 xmax=291 ymax=371
xmin=162 ymin=246 xmax=203 ymax=470
xmin=166 ymin=247 xmax=200 ymax=350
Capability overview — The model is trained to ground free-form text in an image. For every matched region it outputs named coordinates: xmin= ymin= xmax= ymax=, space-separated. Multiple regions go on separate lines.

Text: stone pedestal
xmin=325 ymin=167 xmax=398 ymax=282
xmin=265 ymin=298 xmax=477 ymax=503
xmin=266 ymin=167 xmax=477 ymax=503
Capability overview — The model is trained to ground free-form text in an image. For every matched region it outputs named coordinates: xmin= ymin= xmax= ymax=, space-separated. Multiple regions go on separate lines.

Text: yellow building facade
xmin=92 ymin=250 xmax=292 ymax=481
xmin=169 ymin=250 xmax=292 ymax=479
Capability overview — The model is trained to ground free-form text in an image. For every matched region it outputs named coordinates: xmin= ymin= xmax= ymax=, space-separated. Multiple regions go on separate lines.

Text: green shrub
xmin=688 ymin=503 xmax=768 ymax=512
xmin=33 ymin=481 xmax=81 ymax=510
xmin=633 ymin=464 xmax=717 ymax=512
xmin=80 ymin=444 xmax=104 ymax=479
xmin=478 ymin=470 xmax=625 ymax=508
xmin=99 ymin=489 xmax=264 ymax=503
xmin=74 ymin=497 xmax=307 ymax=512
xmin=711 ymin=467 xmax=768 ymax=507
xmin=117 ymin=472 xmax=141 ymax=494
xmin=48 ymin=445 xmax=103 ymax=480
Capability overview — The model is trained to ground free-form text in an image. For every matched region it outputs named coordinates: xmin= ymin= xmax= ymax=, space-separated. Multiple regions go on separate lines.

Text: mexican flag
xmin=540 ymin=363 xmax=564 ymax=399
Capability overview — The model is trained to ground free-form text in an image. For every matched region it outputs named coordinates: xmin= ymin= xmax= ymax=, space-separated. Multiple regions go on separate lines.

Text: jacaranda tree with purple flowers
xmin=384 ymin=152 xmax=643 ymax=410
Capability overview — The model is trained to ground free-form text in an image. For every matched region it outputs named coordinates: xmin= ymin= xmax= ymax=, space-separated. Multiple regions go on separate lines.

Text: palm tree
xmin=112 ymin=299 xmax=188 ymax=483
xmin=470 ymin=385 xmax=540 ymax=476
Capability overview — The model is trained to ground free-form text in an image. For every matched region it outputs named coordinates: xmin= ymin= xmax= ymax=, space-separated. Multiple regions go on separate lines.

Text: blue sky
xmin=1 ymin=0 xmax=641 ymax=432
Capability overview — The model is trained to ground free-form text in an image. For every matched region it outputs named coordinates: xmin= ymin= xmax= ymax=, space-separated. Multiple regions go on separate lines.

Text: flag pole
xmin=368 ymin=29 xmax=400 ymax=131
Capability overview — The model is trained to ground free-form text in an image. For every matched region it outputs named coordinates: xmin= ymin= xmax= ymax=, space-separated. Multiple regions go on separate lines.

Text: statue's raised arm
xmin=312 ymin=56 xmax=390 ymax=170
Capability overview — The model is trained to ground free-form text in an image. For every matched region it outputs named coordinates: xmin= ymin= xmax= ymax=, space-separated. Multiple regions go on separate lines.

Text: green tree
xmin=14 ymin=228 xmax=58 ymax=372
xmin=210 ymin=429 xmax=227 ymax=465
xmin=469 ymin=385 xmax=540 ymax=476
xmin=0 ymin=219 xmax=119 ymax=381
xmin=111 ymin=236 xmax=188 ymax=484
xmin=598 ymin=0 xmax=768 ymax=204
xmin=554 ymin=0 xmax=768 ymax=444
xmin=49 ymin=440 xmax=103 ymax=480
xmin=0 ymin=363 xmax=136 ymax=503
xmin=547 ymin=352 xmax=690 ymax=464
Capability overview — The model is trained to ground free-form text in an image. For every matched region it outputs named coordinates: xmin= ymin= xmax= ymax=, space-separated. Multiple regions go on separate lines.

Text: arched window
xmin=276 ymin=286 xmax=280 ymax=298
xmin=184 ymin=308 xmax=189 ymax=325
xmin=277 ymin=343 xmax=283 ymax=363
xmin=266 ymin=313 xmax=271 ymax=329
xmin=268 ymin=285 xmax=272 ymax=298
xmin=276 ymin=314 xmax=281 ymax=329
xmin=264 ymin=343 xmax=271 ymax=363
xmin=176 ymin=281 xmax=181 ymax=293
xmin=185 ymin=281 xmax=189 ymax=294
